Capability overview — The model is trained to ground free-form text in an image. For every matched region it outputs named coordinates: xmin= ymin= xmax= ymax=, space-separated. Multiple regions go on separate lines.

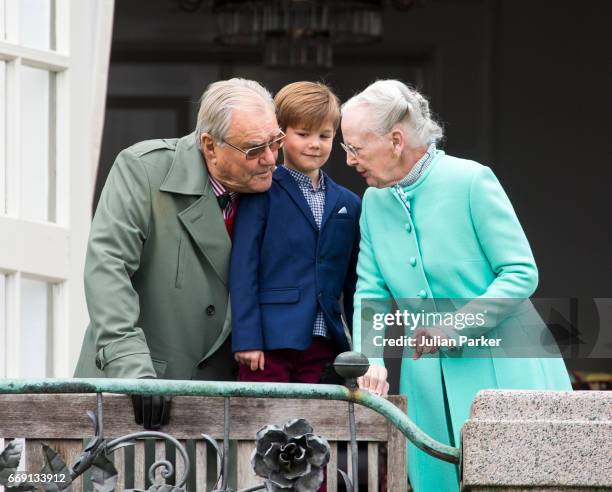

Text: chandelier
xmin=180 ymin=0 xmax=384 ymax=69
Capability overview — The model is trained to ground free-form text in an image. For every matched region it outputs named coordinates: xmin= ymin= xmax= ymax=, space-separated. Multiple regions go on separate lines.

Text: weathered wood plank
xmin=25 ymin=439 xmax=83 ymax=492
xmin=347 ymin=442 xmax=353 ymax=483
xmin=194 ymin=440 xmax=207 ymax=492
xmin=175 ymin=440 xmax=187 ymax=488
xmin=134 ymin=440 xmax=145 ymax=490
xmin=113 ymin=446 xmax=125 ymax=492
xmin=25 ymin=440 xmax=84 ymax=491
xmin=0 ymin=396 xmax=96 ymax=438
xmin=0 ymin=438 xmax=3 ymax=492
xmin=368 ymin=443 xmax=379 ymax=492
xmin=228 ymin=398 xmax=393 ymax=441
xmin=386 ymin=397 xmax=407 ymax=492
xmin=327 ymin=441 xmax=338 ymax=492
xmin=217 ymin=439 xmax=224 ymax=477
xmin=0 ymin=395 xmax=405 ymax=441
xmin=25 ymin=439 xmax=44 ymax=473
xmin=236 ymin=440 xmax=259 ymax=489
xmin=154 ymin=440 xmax=165 ymax=484
xmin=55 ymin=440 xmax=85 ymax=492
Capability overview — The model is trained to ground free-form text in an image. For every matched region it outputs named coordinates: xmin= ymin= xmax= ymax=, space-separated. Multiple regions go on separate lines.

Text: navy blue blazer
xmin=230 ymin=165 xmax=361 ymax=353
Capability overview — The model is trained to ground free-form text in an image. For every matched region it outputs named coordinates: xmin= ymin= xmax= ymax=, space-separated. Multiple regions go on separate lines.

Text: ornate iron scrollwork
xmin=0 ymin=395 xmax=350 ymax=492
xmin=0 ymin=393 xmax=191 ymax=492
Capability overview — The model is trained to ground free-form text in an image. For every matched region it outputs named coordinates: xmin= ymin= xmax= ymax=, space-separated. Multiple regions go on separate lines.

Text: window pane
xmin=0 ymin=61 xmax=5 ymax=215
xmin=0 ymin=274 xmax=5 ymax=378
xmin=20 ymin=277 xmax=53 ymax=377
xmin=20 ymin=66 xmax=56 ymax=222
xmin=0 ymin=0 xmax=5 ymax=41
xmin=19 ymin=0 xmax=55 ymax=50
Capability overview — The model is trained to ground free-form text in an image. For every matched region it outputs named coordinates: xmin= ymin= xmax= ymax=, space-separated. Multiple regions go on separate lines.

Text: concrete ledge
xmin=461 ymin=390 xmax=612 ymax=491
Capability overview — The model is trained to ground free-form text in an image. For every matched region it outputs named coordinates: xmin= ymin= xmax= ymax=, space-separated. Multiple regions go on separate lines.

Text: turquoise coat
xmin=353 ymin=150 xmax=572 ymax=491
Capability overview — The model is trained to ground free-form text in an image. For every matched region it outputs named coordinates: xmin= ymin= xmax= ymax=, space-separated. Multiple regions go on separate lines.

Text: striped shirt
xmin=207 ymin=169 xmax=239 ymax=220
xmin=283 ymin=165 xmax=329 ymax=339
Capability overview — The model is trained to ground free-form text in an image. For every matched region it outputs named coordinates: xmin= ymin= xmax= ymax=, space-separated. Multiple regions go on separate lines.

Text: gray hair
xmin=195 ymin=78 xmax=275 ymax=145
xmin=341 ymin=80 xmax=443 ymax=147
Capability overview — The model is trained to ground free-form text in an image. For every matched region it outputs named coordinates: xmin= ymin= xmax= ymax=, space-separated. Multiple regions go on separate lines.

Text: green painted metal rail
xmin=0 ymin=378 xmax=460 ymax=464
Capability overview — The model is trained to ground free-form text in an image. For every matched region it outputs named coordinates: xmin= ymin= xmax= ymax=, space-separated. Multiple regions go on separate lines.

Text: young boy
xmin=230 ymin=81 xmax=360 ymax=384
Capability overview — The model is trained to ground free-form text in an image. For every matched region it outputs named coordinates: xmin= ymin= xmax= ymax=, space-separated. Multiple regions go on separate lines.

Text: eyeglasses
xmin=223 ymin=130 xmax=286 ymax=160
xmin=340 ymin=142 xmax=361 ymax=158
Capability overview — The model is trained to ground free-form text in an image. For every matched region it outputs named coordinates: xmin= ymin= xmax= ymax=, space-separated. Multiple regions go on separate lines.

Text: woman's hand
xmin=234 ymin=350 xmax=265 ymax=371
xmin=357 ymin=365 xmax=390 ymax=396
xmin=412 ymin=327 xmax=453 ymax=360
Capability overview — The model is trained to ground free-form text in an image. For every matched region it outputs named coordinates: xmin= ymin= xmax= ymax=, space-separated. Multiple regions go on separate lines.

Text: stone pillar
xmin=461 ymin=390 xmax=612 ymax=491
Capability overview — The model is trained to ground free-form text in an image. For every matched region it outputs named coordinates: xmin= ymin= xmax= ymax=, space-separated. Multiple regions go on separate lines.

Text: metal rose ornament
xmin=251 ymin=418 xmax=331 ymax=492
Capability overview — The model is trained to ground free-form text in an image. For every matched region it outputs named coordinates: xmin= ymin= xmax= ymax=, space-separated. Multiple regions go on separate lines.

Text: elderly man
xmin=74 ymin=78 xmax=283 ymax=429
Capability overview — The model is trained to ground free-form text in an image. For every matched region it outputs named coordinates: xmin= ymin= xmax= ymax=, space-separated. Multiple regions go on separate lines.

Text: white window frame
xmin=0 ymin=0 xmax=97 ymax=378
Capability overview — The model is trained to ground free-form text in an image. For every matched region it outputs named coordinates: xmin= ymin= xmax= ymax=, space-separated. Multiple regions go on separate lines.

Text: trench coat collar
xmin=159 ymin=132 xmax=210 ymax=196
xmin=160 ymin=132 xmax=231 ymax=286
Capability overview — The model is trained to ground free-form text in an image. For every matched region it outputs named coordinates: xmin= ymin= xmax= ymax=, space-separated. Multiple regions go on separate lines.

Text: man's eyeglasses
xmin=340 ymin=142 xmax=361 ymax=158
xmin=223 ymin=131 xmax=285 ymax=160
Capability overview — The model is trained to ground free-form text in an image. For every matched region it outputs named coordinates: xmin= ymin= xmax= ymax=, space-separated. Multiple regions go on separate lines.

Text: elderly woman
xmin=341 ymin=80 xmax=572 ymax=491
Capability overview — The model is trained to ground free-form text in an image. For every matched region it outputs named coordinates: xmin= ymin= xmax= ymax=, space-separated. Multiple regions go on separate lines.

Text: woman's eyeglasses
xmin=340 ymin=142 xmax=361 ymax=158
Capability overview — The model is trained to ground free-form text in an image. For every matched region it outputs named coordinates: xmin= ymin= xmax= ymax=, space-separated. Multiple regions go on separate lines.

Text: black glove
xmin=131 ymin=378 xmax=172 ymax=430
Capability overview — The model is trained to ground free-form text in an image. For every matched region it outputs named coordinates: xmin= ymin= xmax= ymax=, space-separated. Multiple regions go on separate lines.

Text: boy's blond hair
xmin=274 ymin=81 xmax=341 ymax=132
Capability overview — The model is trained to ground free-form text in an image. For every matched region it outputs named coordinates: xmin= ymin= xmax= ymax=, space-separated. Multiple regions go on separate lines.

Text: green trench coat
xmin=353 ymin=150 xmax=572 ymax=491
xmin=75 ymin=133 xmax=235 ymax=381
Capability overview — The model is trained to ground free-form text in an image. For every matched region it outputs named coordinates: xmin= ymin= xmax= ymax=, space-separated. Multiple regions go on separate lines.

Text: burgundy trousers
xmin=238 ymin=337 xmax=334 ymax=383
xmin=239 ymin=337 xmax=332 ymax=491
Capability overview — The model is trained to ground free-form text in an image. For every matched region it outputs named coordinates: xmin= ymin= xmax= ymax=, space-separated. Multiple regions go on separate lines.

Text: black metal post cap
xmin=333 ymin=351 xmax=370 ymax=379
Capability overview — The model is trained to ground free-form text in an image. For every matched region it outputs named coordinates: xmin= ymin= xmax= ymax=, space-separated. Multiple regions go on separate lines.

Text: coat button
xmin=410 ymin=257 xmax=417 ymax=267
xmin=418 ymin=290 xmax=427 ymax=299
xmin=405 ymin=223 xmax=412 ymax=232
xmin=95 ymin=356 xmax=102 ymax=369
xmin=206 ymin=305 xmax=215 ymax=316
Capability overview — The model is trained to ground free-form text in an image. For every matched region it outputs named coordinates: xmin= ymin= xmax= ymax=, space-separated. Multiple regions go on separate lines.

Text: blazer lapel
xmin=161 ymin=133 xmax=231 ymax=286
xmin=321 ymin=175 xmax=341 ymax=231
xmin=273 ymin=166 xmax=318 ymax=231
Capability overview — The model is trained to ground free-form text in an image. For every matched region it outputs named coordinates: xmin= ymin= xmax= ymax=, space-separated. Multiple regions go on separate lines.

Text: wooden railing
xmin=0 ymin=392 xmax=408 ymax=491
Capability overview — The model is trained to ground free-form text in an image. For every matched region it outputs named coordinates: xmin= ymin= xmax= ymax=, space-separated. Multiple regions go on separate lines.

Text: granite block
xmin=461 ymin=390 xmax=612 ymax=491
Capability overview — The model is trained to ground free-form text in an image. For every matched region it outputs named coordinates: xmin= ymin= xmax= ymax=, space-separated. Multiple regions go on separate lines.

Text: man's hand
xmin=131 ymin=394 xmax=172 ymax=430
xmin=234 ymin=350 xmax=265 ymax=371
xmin=357 ymin=365 xmax=389 ymax=396
xmin=412 ymin=327 xmax=453 ymax=360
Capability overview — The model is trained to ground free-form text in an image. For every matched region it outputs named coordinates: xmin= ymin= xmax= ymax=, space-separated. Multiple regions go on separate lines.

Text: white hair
xmin=195 ymin=78 xmax=275 ymax=145
xmin=341 ymin=79 xmax=443 ymax=147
